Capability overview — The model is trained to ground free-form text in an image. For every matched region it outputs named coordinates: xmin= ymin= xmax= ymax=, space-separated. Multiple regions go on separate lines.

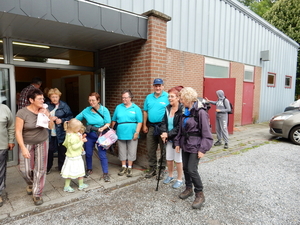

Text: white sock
xmin=122 ymin=165 xmax=127 ymax=168
xmin=128 ymin=166 xmax=132 ymax=168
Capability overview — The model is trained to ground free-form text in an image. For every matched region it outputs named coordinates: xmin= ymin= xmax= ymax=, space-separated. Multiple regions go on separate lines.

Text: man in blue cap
xmin=143 ymin=78 xmax=169 ymax=179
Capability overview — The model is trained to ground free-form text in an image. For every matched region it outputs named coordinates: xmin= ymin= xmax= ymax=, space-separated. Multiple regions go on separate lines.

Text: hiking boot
xmin=224 ymin=143 xmax=228 ymax=149
xmin=33 ymin=196 xmax=43 ymax=206
xmin=103 ymin=173 xmax=110 ymax=182
xmin=192 ymin=191 xmax=205 ymax=209
xmin=0 ymin=196 xmax=3 ymax=207
xmin=179 ymin=187 xmax=193 ymax=199
xmin=26 ymin=185 xmax=33 ymax=195
xmin=118 ymin=167 xmax=127 ymax=176
xmin=145 ymin=167 xmax=156 ymax=178
xmin=214 ymin=141 xmax=222 ymax=146
xmin=126 ymin=168 xmax=133 ymax=177
xmin=84 ymin=169 xmax=93 ymax=178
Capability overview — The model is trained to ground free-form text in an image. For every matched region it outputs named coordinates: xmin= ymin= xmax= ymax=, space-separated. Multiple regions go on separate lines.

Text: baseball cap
xmin=153 ymin=78 xmax=164 ymax=85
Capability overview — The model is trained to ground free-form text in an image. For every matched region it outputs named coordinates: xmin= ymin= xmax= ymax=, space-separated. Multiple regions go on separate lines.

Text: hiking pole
xmin=155 ymin=141 xmax=165 ymax=191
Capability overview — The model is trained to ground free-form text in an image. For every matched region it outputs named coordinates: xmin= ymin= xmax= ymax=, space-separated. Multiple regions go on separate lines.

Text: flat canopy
xmin=0 ymin=0 xmax=148 ymax=51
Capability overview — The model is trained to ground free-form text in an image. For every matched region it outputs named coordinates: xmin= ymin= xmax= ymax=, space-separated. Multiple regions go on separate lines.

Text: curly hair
xmin=48 ymin=88 xmax=62 ymax=97
xmin=180 ymin=87 xmax=198 ymax=103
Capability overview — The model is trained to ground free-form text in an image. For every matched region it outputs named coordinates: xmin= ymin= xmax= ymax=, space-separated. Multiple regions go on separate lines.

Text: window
xmin=205 ymin=57 xmax=229 ymax=78
xmin=285 ymin=76 xmax=292 ymax=88
xmin=267 ymin=72 xmax=276 ymax=87
xmin=244 ymin=65 xmax=254 ymax=82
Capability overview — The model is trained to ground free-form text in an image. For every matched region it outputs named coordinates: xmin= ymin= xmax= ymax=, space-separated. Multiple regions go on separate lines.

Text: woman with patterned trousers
xmin=16 ymin=89 xmax=53 ymax=206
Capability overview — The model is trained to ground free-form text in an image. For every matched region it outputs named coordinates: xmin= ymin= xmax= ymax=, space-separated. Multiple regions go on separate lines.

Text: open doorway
xmin=15 ymin=67 xmax=94 ymax=116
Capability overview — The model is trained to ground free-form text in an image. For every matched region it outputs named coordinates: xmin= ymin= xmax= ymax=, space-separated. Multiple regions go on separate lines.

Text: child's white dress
xmin=61 ymin=133 xmax=85 ymax=179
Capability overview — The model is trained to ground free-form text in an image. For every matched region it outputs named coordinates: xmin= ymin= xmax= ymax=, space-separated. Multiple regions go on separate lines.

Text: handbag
xmin=96 ymin=128 xmax=118 ymax=149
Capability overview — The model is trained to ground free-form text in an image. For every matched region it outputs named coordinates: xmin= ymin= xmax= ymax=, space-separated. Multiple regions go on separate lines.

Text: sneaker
xmin=46 ymin=169 xmax=51 ymax=175
xmin=145 ymin=167 xmax=157 ymax=178
xmin=0 ymin=196 xmax=3 ymax=207
xmin=26 ymin=185 xmax=33 ymax=195
xmin=163 ymin=176 xmax=174 ymax=184
xmin=172 ymin=180 xmax=184 ymax=189
xmin=126 ymin=168 xmax=133 ymax=177
xmin=84 ymin=169 xmax=93 ymax=178
xmin=214 ymin=141 xmax=222 ymax=146
xmin=64 ymin=186 xmax=75 ymax=193
xmin=118 ymin=167 xmax=127 ymax=176
xmin=224 ymin=143 xmax=228 ymax=149
xmin=103 ymin=173 xmax=110 ymax=182
xmin=78 ymin=183 xmax=89 ymax=191
xmin=33 ymin=196 xmax=43 ymax=206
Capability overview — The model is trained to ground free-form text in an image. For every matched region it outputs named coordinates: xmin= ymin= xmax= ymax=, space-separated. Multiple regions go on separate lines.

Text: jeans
xmin=182 ymin=150 xmax=203 ymax=193
xmin=85 ymin=132 xmax=108 ymax=174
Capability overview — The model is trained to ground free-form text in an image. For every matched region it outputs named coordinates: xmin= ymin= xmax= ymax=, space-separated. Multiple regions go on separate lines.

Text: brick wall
xmin=230 ymin=62 xmax=244 ymax=126
xmin=98 ymin=13 xmax=169 ymax=167
xmin=165 ymin=49 xmax=204 ymax=95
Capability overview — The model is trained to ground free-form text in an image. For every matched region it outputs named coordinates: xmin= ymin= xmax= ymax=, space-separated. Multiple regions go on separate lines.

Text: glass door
xmin=0 ymin=64 xmax=17 ymax=166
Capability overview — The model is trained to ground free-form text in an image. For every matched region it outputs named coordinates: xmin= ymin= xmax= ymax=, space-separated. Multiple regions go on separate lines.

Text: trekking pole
xmin=155 ymin=141 xmax=165 ymax=191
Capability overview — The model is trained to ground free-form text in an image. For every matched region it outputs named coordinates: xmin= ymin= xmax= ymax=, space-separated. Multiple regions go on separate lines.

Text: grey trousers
xmin=0 ymin=149 xmax=8 ymax=195
xmin=216 ymin=112 xmax=229 ymax=143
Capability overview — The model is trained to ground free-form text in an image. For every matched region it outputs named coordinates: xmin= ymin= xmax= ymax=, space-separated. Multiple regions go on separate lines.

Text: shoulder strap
xmin=92 ymin=107 xmax=104 ymax=119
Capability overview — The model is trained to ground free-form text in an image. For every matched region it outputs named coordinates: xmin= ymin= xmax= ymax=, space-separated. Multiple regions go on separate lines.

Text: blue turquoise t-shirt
xmin=143 ymin=91 xmax=169 ymax=123
xmin=75 ymin=105 xmax=111 ymax=127
xmin=112 ymin=103 xmax=142 ymax=140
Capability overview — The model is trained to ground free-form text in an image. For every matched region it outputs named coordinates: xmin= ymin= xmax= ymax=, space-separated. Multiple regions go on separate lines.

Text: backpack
xmin=223 ymin=98 xmax=233 ymax=114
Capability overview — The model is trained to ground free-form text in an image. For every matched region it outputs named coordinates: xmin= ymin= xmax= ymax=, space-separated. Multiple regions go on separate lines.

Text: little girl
xmin=61 ymin=118 xmax=88 ymax=192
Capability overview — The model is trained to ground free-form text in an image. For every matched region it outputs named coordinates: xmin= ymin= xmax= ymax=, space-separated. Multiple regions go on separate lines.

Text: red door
xmin=241 ymin=82 xmax=254 ymax=125
xmin=203 ymin=78 xmax=236 ymax=134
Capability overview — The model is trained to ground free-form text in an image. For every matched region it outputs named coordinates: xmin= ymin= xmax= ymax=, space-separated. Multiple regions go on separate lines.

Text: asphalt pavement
xmin=1 ymin=122 xmax=287 ymax=224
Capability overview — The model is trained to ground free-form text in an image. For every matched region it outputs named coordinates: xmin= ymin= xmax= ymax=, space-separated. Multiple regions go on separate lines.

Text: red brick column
xmin=98 ymin=10 xmax=171 ymax=167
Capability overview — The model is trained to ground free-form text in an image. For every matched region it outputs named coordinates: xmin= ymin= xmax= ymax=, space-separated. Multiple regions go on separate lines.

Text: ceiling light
xmin=12 ymin=42 xmax=50 ymax=49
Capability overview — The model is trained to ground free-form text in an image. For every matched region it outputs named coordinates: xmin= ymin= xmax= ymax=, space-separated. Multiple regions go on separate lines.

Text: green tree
xmin=249 ymin=0 xmax=275 ymax=17
xmin=263 ymin=0 xmax=300 ymax=98
xmin=238 ymin=0 xmax=255 ymax=6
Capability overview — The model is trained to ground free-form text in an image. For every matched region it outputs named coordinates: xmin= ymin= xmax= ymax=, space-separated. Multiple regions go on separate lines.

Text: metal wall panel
xmin=91 ymin=0 xmax=298 ymax=122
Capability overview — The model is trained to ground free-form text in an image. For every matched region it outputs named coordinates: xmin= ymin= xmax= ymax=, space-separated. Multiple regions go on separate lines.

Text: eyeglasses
xmin=36 ymin=98 xmax=45 ymax=101
xmin=122 ymin=97 xmax=130 ymax=99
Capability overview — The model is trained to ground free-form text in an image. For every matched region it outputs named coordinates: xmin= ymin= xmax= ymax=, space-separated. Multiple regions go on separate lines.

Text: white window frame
xmin=204 ymin=57 xmax=229 ymax=78
xmin=244 ymin=65 xmax=254 ymax=82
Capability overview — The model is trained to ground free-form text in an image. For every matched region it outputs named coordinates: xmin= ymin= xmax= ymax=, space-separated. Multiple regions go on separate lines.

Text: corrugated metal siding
xmin=89 ymin=0 xmax=299 ymax=122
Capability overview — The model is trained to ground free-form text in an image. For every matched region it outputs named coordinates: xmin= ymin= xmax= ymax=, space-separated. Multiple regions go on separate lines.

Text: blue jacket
xmin=47 ymin=100 xmax=73 ymax=144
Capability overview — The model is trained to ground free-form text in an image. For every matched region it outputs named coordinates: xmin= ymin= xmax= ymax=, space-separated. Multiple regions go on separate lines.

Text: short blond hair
xmin=180 ymin=87 xmax=198 ymax=103
xmin=48 ymin=88 xmax=62 ymax=98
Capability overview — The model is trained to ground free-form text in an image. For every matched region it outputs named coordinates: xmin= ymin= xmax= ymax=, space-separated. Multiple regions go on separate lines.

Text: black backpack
xmin=223 ymin=98 xmax=233 ymax=114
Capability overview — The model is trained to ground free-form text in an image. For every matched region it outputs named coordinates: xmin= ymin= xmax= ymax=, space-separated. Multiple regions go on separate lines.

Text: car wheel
xmin=289 ymin=126 xmax=300 ymax=145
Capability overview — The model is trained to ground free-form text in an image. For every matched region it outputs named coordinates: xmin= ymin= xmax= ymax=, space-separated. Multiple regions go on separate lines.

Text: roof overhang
xmin=0 ymin=0 xmax=148 ymax=51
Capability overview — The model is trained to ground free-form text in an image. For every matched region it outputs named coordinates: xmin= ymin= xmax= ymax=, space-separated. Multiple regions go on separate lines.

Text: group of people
xmin=0 ymin=76 xmax=230 ymax=209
